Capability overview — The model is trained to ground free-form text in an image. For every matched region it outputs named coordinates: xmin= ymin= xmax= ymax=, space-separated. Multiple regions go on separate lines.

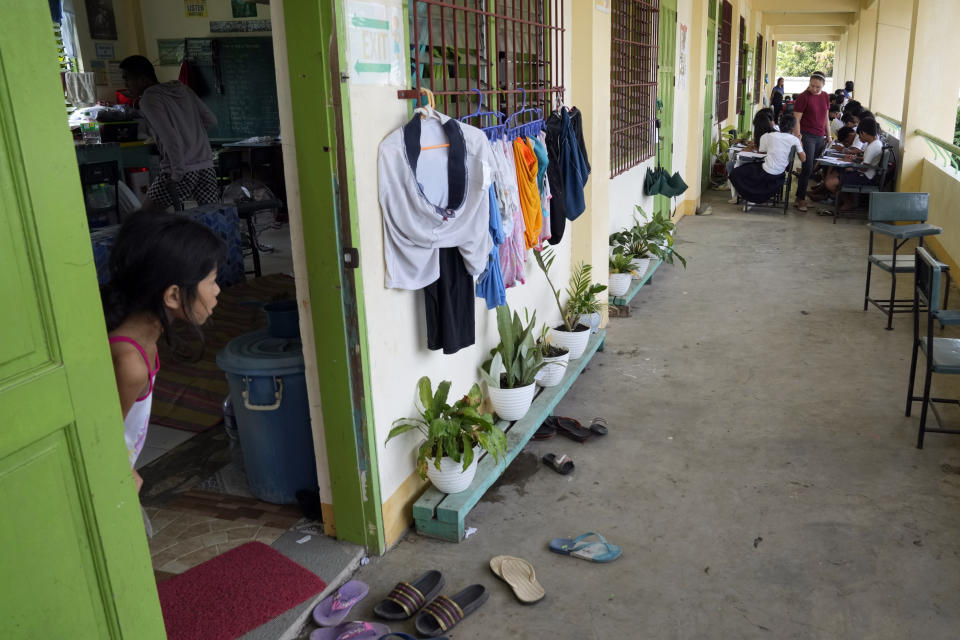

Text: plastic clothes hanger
xmin=414 ymin=87 xmax=449 ymax=151
xmin=460 ymin=88 xmax=507 ymax=141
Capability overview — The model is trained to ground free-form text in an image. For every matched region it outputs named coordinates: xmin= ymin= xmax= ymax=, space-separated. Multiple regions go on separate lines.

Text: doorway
xmin=655 ymin=0 xmax=678 ymax=219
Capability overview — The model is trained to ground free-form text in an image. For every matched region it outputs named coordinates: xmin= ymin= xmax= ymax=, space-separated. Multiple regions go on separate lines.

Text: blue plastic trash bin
xmin=216 ymin=330 xmax=318 ymax=504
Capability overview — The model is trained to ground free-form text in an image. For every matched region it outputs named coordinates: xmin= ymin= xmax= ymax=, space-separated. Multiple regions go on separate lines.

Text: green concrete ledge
xmin=413 ymin=330 xmax=607 ymax=542
xmin=611 ymin=258 xmax=663 ymax=307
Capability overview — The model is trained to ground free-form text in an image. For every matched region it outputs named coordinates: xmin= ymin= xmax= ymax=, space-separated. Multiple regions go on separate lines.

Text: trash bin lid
xmin=216 ymin=330 xmax=304 ymax=377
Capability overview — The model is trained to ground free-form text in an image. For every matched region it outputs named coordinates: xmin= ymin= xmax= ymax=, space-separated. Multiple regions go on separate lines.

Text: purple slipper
xmin=308 ymin=621 xmax=390 ymax=640
xmin=312 ymin=580 xmax=370 ymax=626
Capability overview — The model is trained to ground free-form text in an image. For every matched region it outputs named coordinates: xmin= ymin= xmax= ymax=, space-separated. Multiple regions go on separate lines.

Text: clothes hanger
xmin=460 ymin=88 xmax=506 ymax=141
xmin=506 ymin=88 xmax=544 ymax=140
xmin=414 ymin=87 xmax=450 ymax=151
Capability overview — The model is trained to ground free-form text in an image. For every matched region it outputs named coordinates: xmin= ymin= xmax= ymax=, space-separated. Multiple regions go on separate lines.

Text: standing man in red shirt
xmin=791 ymin=71 xmax=832 ymax=212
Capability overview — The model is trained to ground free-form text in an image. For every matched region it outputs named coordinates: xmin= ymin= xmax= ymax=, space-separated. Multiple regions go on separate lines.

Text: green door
xmin=656 ymin=0 xmax=678 ymax=219
xmin=738 ymin=44 xmax=754 ymax=133
xmin=702 ymin=7 xmax=717 ymax=192
xmin=0 ymin=6 xmax=164 ymax=639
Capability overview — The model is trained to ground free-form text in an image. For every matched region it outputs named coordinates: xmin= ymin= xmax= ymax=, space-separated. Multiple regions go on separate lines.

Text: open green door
xmin=1 ymin=5 xmax=164 ymax=639
xmin=655 ymin=0 xmax=678 ymax=219
xmin=702 ymin=3 xmax=717 ymax=192
xmin=738 ymin=44 xmax=754 ymax=133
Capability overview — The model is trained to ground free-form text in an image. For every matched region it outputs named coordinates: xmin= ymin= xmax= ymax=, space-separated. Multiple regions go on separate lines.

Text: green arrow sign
xmin=355 ymin=60 xmax=392 ymax=73
xmin=351 ymin=15 xmax=389 ymax=30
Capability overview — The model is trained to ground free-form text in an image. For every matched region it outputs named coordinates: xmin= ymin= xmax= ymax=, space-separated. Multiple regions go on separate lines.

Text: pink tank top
xmin=109 ymin=336 xmax=159 ymax=467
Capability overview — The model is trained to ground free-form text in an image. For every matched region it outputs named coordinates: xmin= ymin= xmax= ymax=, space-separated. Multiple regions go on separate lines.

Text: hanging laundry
xmin=544 ymin=106 xmax=591 ymax=244
xmin=476 ymin=184 xmax=506 ymax=309
xmin=513 ymin=136 xmax=543 ymax=250
xmin=378 ymin=112 xmax=495 ymax=354
xmin=531 ymin=134 xmax=551 ymax=246
xmin=500 ymin=139 xmax=528 ymax=288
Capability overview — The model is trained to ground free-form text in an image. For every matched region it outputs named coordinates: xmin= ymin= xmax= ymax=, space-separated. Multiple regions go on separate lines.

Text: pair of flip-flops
xmin=535 ymin=416 xmax=608 ymax=442
xmin=549 ymin=532 xmax=622 ymax=563
xmin=373 ymin=569 xmax=486 ymax=638
xmin=490 ymin=555 xmax=545 ymax=604
xmin=310 ymin=580 xmax=390 ymax=640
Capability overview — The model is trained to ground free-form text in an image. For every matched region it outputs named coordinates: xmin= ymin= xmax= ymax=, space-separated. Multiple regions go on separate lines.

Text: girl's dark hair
xmin=843 ymin=100 xmax=863 ymax=117
xmin=752 ymin=111 xmax=775 ymax=147
xmin=837 ymin=126 xmax=856 ymax=142
xmin=829 ymin=104 xmax=841 ymax=114
xmin=845 ymin=80 xmax=855 ymax=91
xmin=841 ymin=112 xmax=858 ymax=124
xmin=118 ymin=55 xmax=159 ymax=82
xmin=858 ymin=117 xmax=878 ymax=137
xmin=779 ymin=114 xmax=796 ymax=132
xmin=858 ymin=109 xmax=875 ymax=122
xmin=101 ymin=212 xmax=225 ymax=343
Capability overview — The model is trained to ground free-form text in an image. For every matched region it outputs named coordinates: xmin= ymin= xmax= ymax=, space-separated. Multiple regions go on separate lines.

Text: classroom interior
xmin=62 ymin=0 xmax=329 ymax=583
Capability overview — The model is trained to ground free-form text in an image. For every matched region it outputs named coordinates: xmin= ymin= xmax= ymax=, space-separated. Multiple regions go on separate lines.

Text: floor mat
xmin=157 ymin=541 xmax=326 ymax=640
xmin=152 ymin=274 xmax=297 ymax=432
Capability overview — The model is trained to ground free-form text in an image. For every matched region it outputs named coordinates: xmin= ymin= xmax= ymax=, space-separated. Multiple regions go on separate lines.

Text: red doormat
xmin=157 ymin=541 xmax=326 ymax=640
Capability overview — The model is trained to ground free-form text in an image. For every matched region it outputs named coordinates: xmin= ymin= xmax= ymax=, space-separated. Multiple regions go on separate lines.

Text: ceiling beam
xmin=772 ymin=34 xmax=842 ymax=42
xmin=754 ymin=0 xmax=859 ymax=11
xmin=772 ymin=25 xmax=846 ymax=36
xmin=763 ymin=12 xmax=856 ymax=26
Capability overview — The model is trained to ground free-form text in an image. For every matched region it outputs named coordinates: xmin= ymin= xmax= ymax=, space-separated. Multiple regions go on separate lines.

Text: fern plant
xmin=533 ymin=248 xmax=607 ymax=331
xmin=386 ymin=376 xmax=506 ymax=479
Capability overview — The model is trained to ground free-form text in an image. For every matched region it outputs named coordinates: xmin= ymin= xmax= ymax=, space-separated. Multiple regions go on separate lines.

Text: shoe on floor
xmin=727 ymin=198 xmax=738 ymax=204
xmin=794 ymin=200 xmax=808 ymax=212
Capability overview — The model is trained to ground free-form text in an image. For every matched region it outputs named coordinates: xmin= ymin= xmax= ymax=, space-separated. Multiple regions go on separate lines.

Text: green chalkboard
xmin=184 ymin=37 xmax=280 ymax=140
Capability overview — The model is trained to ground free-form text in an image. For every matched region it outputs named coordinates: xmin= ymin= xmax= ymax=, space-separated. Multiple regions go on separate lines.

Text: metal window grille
xmin=716 ymin=1 xmax=732 ymax=120
xmin=736 ymin=16 xmax=745 ymax=114
xmin=403 ymin=1 xmax=565 ymax=121
xmin=754 ymin=33 xmax=763 ymax=105
xmin=610 ymin=0 xmax=659 ymax=178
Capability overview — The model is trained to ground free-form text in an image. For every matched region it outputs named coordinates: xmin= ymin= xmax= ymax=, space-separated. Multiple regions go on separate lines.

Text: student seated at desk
xmin=828 ymin=106 xmax=843 ymax=137
xmin=728 ymin=114 xmax=807 ymax=205
xmin=810 ymin=127 xmax=862 ymax=201
xmin=813 ymin=118 xmax=883 ymax=211
xmin=119 ymin=55 xmax=219 ymax=212
xmin=830 ymin=126 xmax=860 ymax=154
xmin=725 ymin=110 xmax=776 ymax=203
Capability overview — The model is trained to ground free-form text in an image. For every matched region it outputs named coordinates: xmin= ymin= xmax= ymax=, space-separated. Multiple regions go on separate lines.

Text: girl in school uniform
xmin=816 ymin=118 xmax=884 ymax=211
xmin=728 ymin=114 xmax=807 ymax=205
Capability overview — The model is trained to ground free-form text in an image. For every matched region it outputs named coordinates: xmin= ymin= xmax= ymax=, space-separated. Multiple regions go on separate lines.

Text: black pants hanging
xmin=424 ymin=247 xmax=475 ymax=355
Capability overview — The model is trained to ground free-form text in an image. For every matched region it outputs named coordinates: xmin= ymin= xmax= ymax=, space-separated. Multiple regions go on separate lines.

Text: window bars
xmin=717 ymin=0 xmax=732 ymax=120
xmin=402 ymin=0 xmax=565 ymax=122
xmin=610 ymin=0 xmax=659 ymax=177
xmin=736 ymin=15 xmax=745 ymax=114
xmin=754 ymin=33 xmax=763 ymax=106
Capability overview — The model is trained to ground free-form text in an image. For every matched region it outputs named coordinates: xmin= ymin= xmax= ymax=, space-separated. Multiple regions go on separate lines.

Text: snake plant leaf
xmin=478 ymin=359 xmax=500 ymax=389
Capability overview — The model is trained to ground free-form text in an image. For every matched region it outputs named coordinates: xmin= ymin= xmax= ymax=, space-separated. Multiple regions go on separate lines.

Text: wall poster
xmin=84 ymin=0 xmax=117 ymax=41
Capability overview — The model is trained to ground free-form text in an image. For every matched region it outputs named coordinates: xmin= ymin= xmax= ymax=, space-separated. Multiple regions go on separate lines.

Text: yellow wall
xmin=869 ymin=0 xmax=912 ymax=117
xmin=854 ymin=3 xmax=877 ymax=105
xmin=843 ymin=19 xmax=859 ymax=92
xmin=920 ymin=160 xmax=960 ymax=272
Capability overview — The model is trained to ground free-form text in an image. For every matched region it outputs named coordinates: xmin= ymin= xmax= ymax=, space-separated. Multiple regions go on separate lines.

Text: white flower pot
xmin=486 ymin=383 xmax=536 ymax=421
xmin=579 ymin=312 xmax=602 ymax=334
xmin=609 ymin=272 xmax=632 ymax=297
xmin=549 ymin=326 xmax=591 ymax=359
xmin=535 ymin=352 xmax=569 ymax=387
xmin=631 ymin=257 xmax=651 ymax=279
xmin=426 ymin=453 xmax=478 ymax=494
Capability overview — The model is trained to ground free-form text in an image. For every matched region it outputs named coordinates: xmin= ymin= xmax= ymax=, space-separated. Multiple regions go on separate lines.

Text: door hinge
xmin=343 ymin=247 xmax=359 ymax=268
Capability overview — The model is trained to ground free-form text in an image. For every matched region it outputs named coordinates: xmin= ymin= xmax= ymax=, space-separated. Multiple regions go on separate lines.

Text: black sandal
xmin=374 ymin=570 xmax=445 ymax=620
xmin=542 ymin=453 xmax=575 ymax=475
xmin=533 ymin=420 xmax=556 ymax=440
xmin=588 ymin=417 xmax=608 ymax=436
xmin=414 ymin=584 xmax=488 ymax=637
xmin=550 ymin=416 xmax=592 ymax=442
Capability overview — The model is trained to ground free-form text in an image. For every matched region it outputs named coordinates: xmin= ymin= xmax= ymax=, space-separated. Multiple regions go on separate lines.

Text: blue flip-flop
xmin=548 ymin=532 xmax=622 ymax=563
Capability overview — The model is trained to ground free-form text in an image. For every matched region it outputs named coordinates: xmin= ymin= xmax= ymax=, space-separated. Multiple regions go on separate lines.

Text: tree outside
xmin=776 ymin=41 xmax=835 ymax=77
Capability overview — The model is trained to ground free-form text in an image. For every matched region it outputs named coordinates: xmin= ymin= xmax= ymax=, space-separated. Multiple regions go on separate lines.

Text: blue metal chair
xmin=906 ymin=247 xmax=960 ymax=448
xmin=864 ymin=192 xmax=944 ymax=330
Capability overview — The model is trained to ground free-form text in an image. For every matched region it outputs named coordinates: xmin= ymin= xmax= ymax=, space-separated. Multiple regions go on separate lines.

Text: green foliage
xmin=609 ymin=252 xmax=636 ymax=275
xmin=533 ymin=247 xmax=607 ymax=331
xmin=479 ymin=306 xmax=546 ymax=389
xmin=954 ymin=102 xmax=960 ymax=147
xmin=776 ymin=41 xmax=835 ymax=78
xmin=710 ymin=125 xmax=742 ymax=165
xmin=386 ymin=376 xmax=506 ymax=479
xmin=611 ymin=206 xmax=687 ymax=269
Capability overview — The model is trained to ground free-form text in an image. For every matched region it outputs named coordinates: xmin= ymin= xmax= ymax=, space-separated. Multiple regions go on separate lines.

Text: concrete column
xmin=897 ymin=0 xmax=960 ymax=192
xmin=569 ymin=0 xmax=611 ymax=308
xmin=681 ymin=0 xmax=710 ymax=214
xmin=853 ymin=3 xmax=877 ymax=104
xmin=869 ymin=0 xmax=912 ymax=118
xmin=834 ymin=32 xmax=847 ymax=88
xmin=843 ymin=18 xmax=859 ymax=94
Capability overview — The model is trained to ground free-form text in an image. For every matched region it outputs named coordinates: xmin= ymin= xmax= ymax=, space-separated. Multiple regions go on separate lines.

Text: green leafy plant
xmin=533 ymin=247 xmax=607 ymax=331
xmin=711 ymin=124 xmax=742 ymax=160
xmin=609 ymin=252 xmax=636 ymax=275
xmin=609 ymin=223 xmax=647 ymax=259
xmin=641 ymin=207 xmax=687 ymax=268
xmin=536 ymin=323 xmax=569 ymax=359
xmin=479 ymin=305 xmax=546 ymax=389
xmin=386 ymin=376 xmax=506 ymax=479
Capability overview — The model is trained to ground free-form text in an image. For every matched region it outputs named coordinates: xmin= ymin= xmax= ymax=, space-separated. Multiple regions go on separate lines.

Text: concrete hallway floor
xmin=305 ymin=194 xmax=960 ymax=639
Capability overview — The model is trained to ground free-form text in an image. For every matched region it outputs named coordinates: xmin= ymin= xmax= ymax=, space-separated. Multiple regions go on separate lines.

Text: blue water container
xmin=216 ymin=330 xmax=318 ymax=504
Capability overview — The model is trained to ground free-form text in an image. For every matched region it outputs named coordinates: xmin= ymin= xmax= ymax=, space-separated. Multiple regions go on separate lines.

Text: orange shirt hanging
xmin=512 ymin=137 xmax=543 ymax=249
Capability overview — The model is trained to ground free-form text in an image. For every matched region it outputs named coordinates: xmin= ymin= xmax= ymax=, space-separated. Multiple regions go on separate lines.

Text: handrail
xmin=915 ymin=129 xmax=960 ymax=174
xmin=875 ymin=112 xmax=902 ymax=128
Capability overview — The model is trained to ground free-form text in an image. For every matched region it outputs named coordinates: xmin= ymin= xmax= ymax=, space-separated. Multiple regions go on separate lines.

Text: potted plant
xmin=386 ymin=376 xmax=506 ymax=493
xmin=640 ymin=207 xmax=687 ymax=268
xmin=609 ymin=222 xmax=650 ymax=279
xmin=710 ymin=124 xmax=741 ymax=184
xmin=533 ymin=247 xmax=607 ymax=359
xmin=534 ymin=324 xmax=569 ymax=388
xmin=479 ymin=305 xmax=545 ymax=420
xmin=608 ymin=252 xmax=635 ymax=297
